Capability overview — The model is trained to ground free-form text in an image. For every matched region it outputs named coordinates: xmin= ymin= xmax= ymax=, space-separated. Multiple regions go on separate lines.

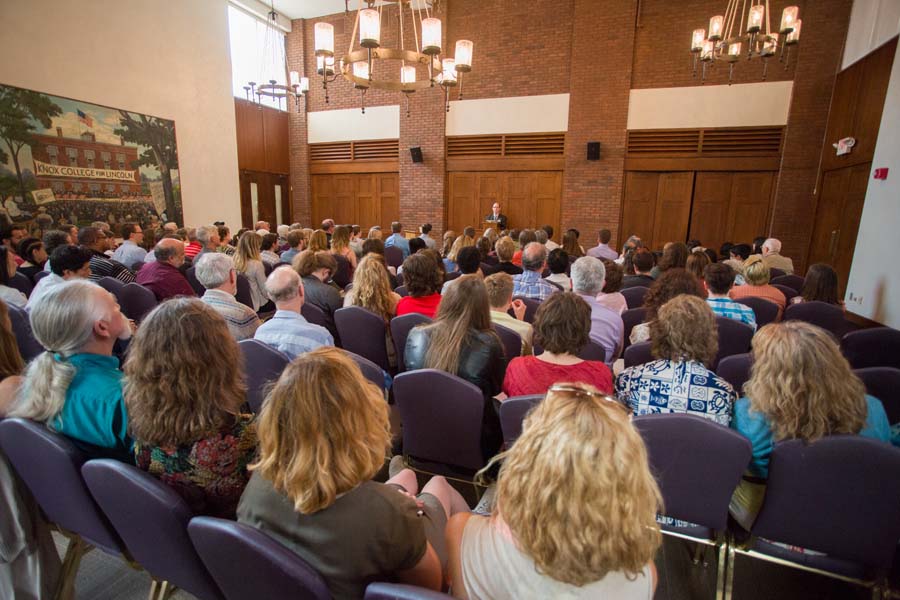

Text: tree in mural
xmin=114 ymin=111 xmax=180 ymax=221
xmin=0 ymin=88 xmax=61 ymax=202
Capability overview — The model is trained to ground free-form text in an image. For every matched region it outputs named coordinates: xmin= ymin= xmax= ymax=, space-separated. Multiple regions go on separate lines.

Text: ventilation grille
xmin=626 ymin=130 xmax=701 ymax=154
xmin=700 ymin=127 xmax=783 ymax=154
xmin=626 ymin=127 xmax=783 ymax=156
xmin=447 ymin=133 xmax=565 ymax=157
xmin=309 ymin=139 xmax=399 ymax=162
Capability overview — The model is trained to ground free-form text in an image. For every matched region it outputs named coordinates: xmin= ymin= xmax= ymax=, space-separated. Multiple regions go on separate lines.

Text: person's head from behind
xmin=420 ymin=223 xmax=432 ymax=236
xmin=367 ymin=226 xmax=382 ymax=241
xmin=362 ymin=237 xmax=385 ymax=257
xmin=541 ymin=224 xmax=554 ymax=240
xmin=277 ymin=224 xmax=290 ymax=240
xmin=761 ymin=238 xmax=782 ymax=256
xmin=124 ymin=298 xmax=245 ymax=446
xmin=621 ymin=234 xmax=642 ymax=255
xmin=801 ymin=263 xmax=840 ymax=304
xmin=349 ymin=254 xmax=394 ymax=321
xmin=402 ymin=252 xmax=442 ymax=298
xmin=521 ymin=242 xmax=547 ymax=273
xmin=534 ymin=229 xmax=548 ymax=245
xmin=441 ymin=230 xmax=455 ymax=255
xmin=286 ymin=229 xmax=307 ymax=251
xmin=546 ymin=248 xmax=569 ymax=275
xmin=742 ymin=255 xmax=770 ymax=286
xmin=196 ymin=225 xmax=220 ymax=250
xmin=598 ymin=229 xmax=612 ymax=245
xmin=331 ymin=225 xmax=350 ymax=251
xmin=234 ymin=229 xmax=263 ymax=271
xmin=260 ymin=232 xmax=279 ymax=253
xmin=730 ymin=243 xmax=751 ymax=262
xmin=685 ymin=251 xmax=710 ymax=281
xmin=495 ymin=236 xmax=515 ymax=263
xmin=632 ymin=248 xmax=654 ymax=275
xmin=488 ymin=383 xmax=661 ymax=585
xmin=475 ymin=236 xmax=492 ymax=261
xmin=746 ymin=321 xmax=867 ymax=443
xmin=650 ymin=295 xmax=718 ymax=367
xmin=121 ymin=222 xmax=144 ymax=245
xmin=43 ymin=230 xmax=72 ymax=257
xmin=456 ymin=246 xmax=482 ymax=275
xmin=752 ymin=236 xmax=767 ymax=255
xmin=265 ymin=266 xmax=304 ymax=311
xmin=78 ymin=226 xmax=108 ymax=252
xmin=533 ymin=292 xmax=591 ymax=356
xmin=49 ymin=245 xmax=93 ymax=279
xmin=518 ymin=229 xmax=537 ymax=249
xmin=659 ymin=242 xmax=688 ymax=271
xmin=463 ymin=226 xmax=476 ymax=239
xmin=308 ymin=229 xmax=328 ymax=252
xmin=643 ymin=269 xmax=705 ymax=322
xmin=484 ymin=272 xmax=514 ymax=311
xmin=154 ymin=238 xmax=186 ymax=268
xmin=16 ymin=237 xmax=46 ymax=267
xmin=293 ymin=250 xmax=336 ymax=282
xmin=391 ymin=221 xmax=402 ymax=234
xmin=447 ymin=235 xmax=473 ymax=263
xmin=320 ymin=219 xmax=335 ymax=233
xmin=251 ymin=347 xmax=389 ymax=513
xmin=561 ymin=230 xmax=581 ymax=256
xmin=218 ymin=225 xmax=232 ymax=246
xmin=408 ymin=237 xmax=426 ymax=255
xmin=425 ymin=274 xmax=494 ymax=373
xmin=719 ymin=242 xmax=734 ymax=261
xmin=704 ymin=262 xmax=736 ymax=296
xmin=601 ymin=259 xmax=623 ymax=293
xmin=483 ymin=227 xmax=498 ymax=245
xmin=195 ymin=252 xmax=237 ymax=294
xmin=0 ymin=299 xmax=24 ymax=381
xmin=570 ymin=256 xmax=606 ymax=296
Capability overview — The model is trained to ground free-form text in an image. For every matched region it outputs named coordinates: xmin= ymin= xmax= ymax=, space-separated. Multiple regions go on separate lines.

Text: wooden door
xmin=651 ymin=172 xmax=694 ymax=251
xmin=504 ymin=173 xmax=534 ymax=231
xmin=376 ymin=173 xmax=399 ymax=230
xmin=356 ymin=174 xmax=376 ymax=230
xmin=725 ymin=172 xmax=773 ymax=248
xmin=309 ymin=172 xmax=399 ymax=231
xmin=621 ymin=172 xmax=660 ymax=249
xmin=689 ymin=172 xmax=733 ymax=251
xmin=240 ymin=171 xmax=284 ymax=228
xmin=534 ymin=172 xmax=562 ymax=236
xmin=448 ymin=173 xmax=477 ymax=235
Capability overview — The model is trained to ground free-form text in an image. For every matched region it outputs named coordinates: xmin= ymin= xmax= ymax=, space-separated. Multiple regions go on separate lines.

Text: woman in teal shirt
xmin=730 ymin=321 xmax=890 ymax=528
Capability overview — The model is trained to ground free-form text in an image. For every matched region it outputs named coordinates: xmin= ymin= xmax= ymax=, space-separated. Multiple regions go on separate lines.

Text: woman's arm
xmin=445 ymin=512 xmax=473 ymax=599
xmin=396 ymin=542 xmax=444 ymax=592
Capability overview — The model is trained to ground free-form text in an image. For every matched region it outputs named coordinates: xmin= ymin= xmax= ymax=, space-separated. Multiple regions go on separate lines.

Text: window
xmin=228 ymin=5 xmax=287 ymax=110
xmin=47 ymin=146 xmax=59 ymax=165
xmin=89 ymin=183 xmax=101 ymax=196
xmin=101 ymin=151 xmax=111 ymax=169
xmin=72 ymin=183 xmax=82 ymax=192
xmin=106 ymin=184 xmax=116 ymax=193
xmin=66 ymin=147 xmax=78 ymax=167
xmin=116 ymin=153 xmax=126 ymax=169
xmin=84 ymin=150 xmax=95 ymax=168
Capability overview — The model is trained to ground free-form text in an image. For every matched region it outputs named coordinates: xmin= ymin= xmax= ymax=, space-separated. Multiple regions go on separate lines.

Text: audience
xmin=111 ymin=223 xmax=146 ymax=268
xmin=135 ymin=238 xmax=195 ymax=302
xmin=193 ymin=225 xmax=221 ymax=262
xmin=126 ymin=298 xmax=256 ymax=518
xmin=259 ymin=233 xmax=281 ymax=267
xmin=349 ymin=225 xmax=364 ymax=257
xmin=196 ymin=253 xmax=261 ymax=340
xmin=343 ymin=254 xmax=400 ymax=367
xmin=279 ymin=229 xmax=307 ymax=266
xmin=217 ymin=225 xmax=236 ymax=256
xmin=752 ymin=236 xmax=766 ymax=256
xmin=307 ymin=229 xmax=328 ymax=253
xmin=630 ymin=269 xmax=706 ymax=345
xmin=254 ymin=267 xmax=333 ymax=358
xmin=321 ymin=219 xmax=335 ymax=245
xmin=384 ymin=221 xmax=411 ymax=259
xmin=234 ymin=232 xmax=271 ymax=312
xmin=622 ymin=249 xmax=655 ymax=289
xmin=184 ymin=228 xmax=203 ymax=260
xmin=651 ymin=242 xmax=688 ymax=279
xmin=587 ymin=228 xmax=618 ymax=261
xmin=544 ymin=248 xmax=570 ymax=290
xmin=726 ymin=243 xmax=751 ymax=274
xmin=418 ymin=223 xmax=436 ymax=250
xmin=728 ymin=255 xmax=787 ymax=317
xmin=440 ymin=230 xmax=455 ymax=258
xmin=485 ymin=272 xmax=533 ymax=356
xmin=704 ymin=263 xmax=757 ymax=330
xmin=0 ymin=299 xmax=24 ymax=414
xmin=685 ymin=251 xmax=711 ymax=285
xmin=396 ymin=253 xmax=443 ymax=318
xmin=367 ymin=226 xmax=383 ymax=242
xmin=294 ymin=250 xmax=342 ymax=332
xmin=761 ymin=238 xmax=794 ymax=275
xmin=16 ymin=237 xmax=48 ymax=281
xmin=330 ymin=225 xmax=358 ymax=273
xmin=444 ymin=235 xmax=474 ymax=273
xmin=617 ymin=295 xmax=736 ymax=426
xmin=570 ymin=257 xmax=623 ymax=367
xmin=512 ymin=243 xmax=557 ymax=301
xmin=492 ymin=236 xmax=522 ymax=276
xmin=597 ymin=259 xmax=627 ymax=315
xmin=78 ymin=226 xmax=135 ymax=283
xmin=27 ymin=245 xmax=93 ymax=308
xmin=561 ymin=229 xmax=584 ymax=259
xmin=793 ymin=263 xmax=842 ymax=307
xmin=0 ymin=247 xmax=26 ymax=308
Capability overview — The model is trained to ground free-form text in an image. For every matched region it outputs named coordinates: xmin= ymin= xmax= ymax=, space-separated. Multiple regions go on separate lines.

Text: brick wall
xmin=285 ymin=19 xmax=310 ymax=224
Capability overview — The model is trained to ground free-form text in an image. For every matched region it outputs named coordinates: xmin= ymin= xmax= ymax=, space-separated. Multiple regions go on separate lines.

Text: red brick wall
xmin=285 ymin=19 xmax=310 ymax=224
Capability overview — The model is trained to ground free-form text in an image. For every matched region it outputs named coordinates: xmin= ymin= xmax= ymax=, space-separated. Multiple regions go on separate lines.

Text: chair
xmin=771 ymin=274 xmax=805 ymax=293
xmin=854 ymin=367 xmax=900 ymax=424
xmin=365 ymin=582 xmax=455 ymax=599
xmin=768 ymin=267 xmax=787 ymax=279
xmin=390 ymin=313 xmax=432 ymax=373
xmin=8 ymin=303 xmax=44 ymax=361
xmin=82 ymin=460 xmax=225 ymax=600
xmin=577 ymin=340 xmax=606 ymax=362
xmin=783 ymin=301 xmax=848 ymax=338
xmin=714 ymin=316 xmax=754 ymax=369
xmin=335 ymin=306 xmax=392 ymax=372
xmin=499 ymin=394 xmax=544 ymax=446
xmin=734 ymin=297 xmax=780 ymax=328
xmin=9 ymin=271 xmax=33 ymax=297
xmin=725 ymin=437 xmax=900 ymax=598
xmin=97 ymin=276 xmax=126 ymax=303
xmin=841 ymin=327 xmax=900 ymax=370
xmin=493 ymin=323 xmax=522 ymax=360
xmin=238 ymin=339 xmax=289 ymax=413
xmin=185 ymin=266 xmax=206 ymax=296
xmin=394 ymin=285 xmax=409 ymax=297
xmin=384 ymin=245 xmax=404 ymax=269
xmin=512 ymin=296 xmax=541 ymax=323
xmin=119 ymin=283 xmax=157 ymax=322
xmin=621 ymin=285 xmax=649 ymax=309
xmin=393 ymin=369 xmax=486 ymax=475
xmin=771 ymin=284 xmax=799 ymax=303
xmin=33 ymin=269 xmax=51 ymax=283
xmin=189 ymin=517 xmax=331 ymax=600
xmin=346 ymin=350 xmax=387 ymax=392
xmin=235 ymin=273 xmax=254 ymax=309
xmin=622 ymin=307 xmax=647 ymax=350
xmin=332 ymin=253 xmax=352 ymax=289
xmin=635 ymin=414 xmax=751 ymax=600
xmin=624 ymin=341 xmax=653 ymax=368
xmin=301 ymin=302 xmax=330 ymax=330
xmin=716 ymin=353 xmax=753 ymax=395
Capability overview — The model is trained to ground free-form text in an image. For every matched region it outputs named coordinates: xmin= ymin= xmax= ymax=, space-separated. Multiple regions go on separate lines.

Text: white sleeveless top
xmin=460 ymin=515 xmax=653 ymax=600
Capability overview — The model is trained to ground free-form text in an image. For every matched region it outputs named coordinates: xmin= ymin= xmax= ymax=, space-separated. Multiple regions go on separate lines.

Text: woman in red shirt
xmin=395 ymin=252 xmax=442 ymax=319
xmin=503 ymin=292 xmax=613 ymax=397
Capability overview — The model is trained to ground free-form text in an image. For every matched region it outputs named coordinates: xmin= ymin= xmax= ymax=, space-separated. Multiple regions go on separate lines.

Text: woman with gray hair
xmin=8 ymin=280 xmax=133 ymax=458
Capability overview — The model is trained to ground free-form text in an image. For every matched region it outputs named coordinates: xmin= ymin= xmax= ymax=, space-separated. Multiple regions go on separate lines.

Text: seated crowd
xmin=0 ymin=217 xmax=896 ymax=599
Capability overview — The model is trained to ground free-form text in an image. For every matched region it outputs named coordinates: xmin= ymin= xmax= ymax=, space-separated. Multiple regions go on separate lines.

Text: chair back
xmin=716 ymin=353 xmax=753 ymax=395
xmin=734 ymin=296 xmax=780 ymax=328
xmin=188 ymin=517 xmax=331 ymax=600
xmin=577 ymin=340 xmax=606 ymax=362
xmin=499 ymin=395 xmax=544 ymax=446
xmin=384 ymin=245 xmax=404 ymax=269
xmin=783 ymin=301 xmax=847 ymax=337
xmin=854 ymin=367 xmax=900 ymax=424
xmin=33 ymin=270 xmax=51 ymax=283
xmin=771 ymin=284 xmax=798 ymax=303
xmin=8 ymin=303 xmax=44 ymax=361
xmin=0 ymin=418 xmax=126 ymax=555
xmin=82 ymin=460 xmax=224 ymax=600
xmin=512 ymin=297 xmax=541 ymax=324
xmin=394 ymin=285 xmax=409 ymax=297
xmin=621 ymin=286 xmax=649 ymax=309
xmin=771 ymin=274 xmax=805 ymax=293
xmin=332 ymin=253 xmax=352 ymax=289
xmin=235 ymin=273 xmax=253 ymax=309
xmin=97 ymin=276 xmax=126 ymax=303
xmin=335 ymin=306 xmax=391 ymax=372
xmin=346 ymin=350 xmax=387 ymax=392
xmin=393 ymin=369 xmax=486 ymax=471
xmin=624 ymin=341 xmax=653 ymax=368
xmin=621 ymin=307 xmax=647 ymax=350
xmin=185 ymin=266 xmax=206 ymax=296
xmin=752 ymin=437 xmax=900 ymax=569
xmin=300 ymin=303 xmax=330 ymax=330
xmin=238 ymin=339 xmax=289 ymax=413
xmin=841 ymin=327 xmax=900 ymax=370
xmin=493 ymin=324 xmax=522 ymax=360
xmin=635 ymin=414 xmax=751 ymax=530
xmin=365 ymin=583 xmax=455 ymax=599
xmin=9 ymin=271 xmax=33 ymax=297
xmin=714 ymin=316 xmax=754 ymax=369
xmin=120 ymin=283 xmax=157 ymax=322
xmin=390 ymin=313 xmax=432 ymax=373
xmin=768 ymin=267 xmax=787 ymax=279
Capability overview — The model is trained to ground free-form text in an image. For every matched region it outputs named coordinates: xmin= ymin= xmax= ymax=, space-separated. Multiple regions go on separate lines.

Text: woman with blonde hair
xmin=367 ymin=226 xmax=383 ymax=241
xmin=307 ymin=229 xmax=329 ymax=253
xmin=444 ymin=235 xmax=475 ymax=274
xmin=440 ymin=230 xmax=456 ymax=258
xmin=238 ymin=348 xmax=470 ymax=599
xmin=728 ymin=254 xmax=786 ymax=316
xmin=446 ymin=383 xmax=661 ymax=598
xmin=330 ymin=224 xmax=357 ymax=272
xmin=344 ymin=254 xmax=401 ymax=367
xmin=234 ymin=231 xmax=270 ymax=312
xmin=126 ymin=298 xmax=256 ymax=518
xmin=730 ymin=321 xmax=890 ymax=528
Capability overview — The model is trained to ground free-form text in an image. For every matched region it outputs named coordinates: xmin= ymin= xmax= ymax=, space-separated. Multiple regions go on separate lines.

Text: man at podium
xmin=484 ymin=202 xmax=508 ymax=231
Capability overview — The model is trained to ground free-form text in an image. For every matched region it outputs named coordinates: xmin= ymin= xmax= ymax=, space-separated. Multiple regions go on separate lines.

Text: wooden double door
xmin=621 ymin=170 xmax=774 ymax=252
xmin=310 ymin=173 xmax=399 ymax=231
xmin=447 ymin=171 xmax=562 ymax=235
xmin=239 ymin=171 xmax=290 ymax=229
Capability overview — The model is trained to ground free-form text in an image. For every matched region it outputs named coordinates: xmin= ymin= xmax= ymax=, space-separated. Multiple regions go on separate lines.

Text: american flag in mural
xmin=76 ymin=108 xmax=93 ymax=127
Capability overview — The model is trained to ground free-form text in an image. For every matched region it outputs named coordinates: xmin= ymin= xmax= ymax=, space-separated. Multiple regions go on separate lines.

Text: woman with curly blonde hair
xmin=234 ymin=232 xmax=270 ymax=312
xmin=126 ymin=298 xmax=255 ymax=518
xmin=344 ymin=254 xmax=401 ymax=366
xmin=238 ymin=347 xmax=469 ymax=599
xmin=730 ymin=321 xmax=891 ymax=528
xmin=447 ymin=383 xmax=661 ymax=598
xmin=440 ymin=230 xmax=456 ymax=258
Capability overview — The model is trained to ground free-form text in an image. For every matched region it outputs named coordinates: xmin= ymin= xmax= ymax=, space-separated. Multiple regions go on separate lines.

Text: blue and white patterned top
xmin=512 ymin=270 xmax=558 ymax=302
xmin=615 ymin=359 xmax=736 ymax=426
xmin=254 ymin=309 xmax=334 ymax=359
xmin=706 ymin=297 xmax=757 ymax=331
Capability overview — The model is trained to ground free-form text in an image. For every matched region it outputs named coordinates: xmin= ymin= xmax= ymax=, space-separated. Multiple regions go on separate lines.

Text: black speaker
xmin=410 ymin=147 xmax=424 ymax=163
xmin=587 ymin=141 xmax=601 ymax=161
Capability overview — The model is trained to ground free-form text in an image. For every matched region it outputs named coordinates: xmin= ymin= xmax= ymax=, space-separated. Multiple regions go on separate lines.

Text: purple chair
xmin=714 ymin=316 xmax=754 ymax=369
xmin=854 ymin=367 xmax=900 ymax=424
xmin=577 ymin=340 xmax=606 ymax=362
xmin=185 ymin=266 xmax=206 ymax=296
xmin=783 ymin=301 xmax=848 ymax=338
xmin=499 ymin=394 xmax=544 ymax=446
xmin=346 ymin=350 xmax=387 ymax=392
xmin=841 ymin=327 xmax=900 ymax=370
xmin=332 ymin=253 xmax=352 ymax=289
xmin=726 ymin=437 xmax=900 ymax=597
xmin=390 ymin=313 xmax=432 ymax=373
xmin=97 ymin=276 xmax=126 ymax=303
xmin=384 ymin=245 xmax=404 ymax=269
xmin=768 ymin=267 xmax=787 ymax=280
xmin=512 ymin=296 xmax=541 ymax=324
xmin=9 ymin=271 xmax=33 ymax=297
xmin=235 ymin=273 xmax=254 ymax=309
xmin=771 ymin=283 xmax=799 ymax=303
xmin=33 ymin=269 xmax=51 ymax=283
xmin=771 ymin=274 xmax=805 ymax=293
xmin=716 ymin=353 xmax=753 ymax=395
xmin=365 ymin=582 xmax=455 ymax=599
xmin=238 ymin=339 xmax=289 ymax=413
xmin=493 ymin=323 xmax=522 ymax=360
xmin=393 ymin=369 xmax=486 ymax=475
xmin=734 ymin=296 xmax=780 ymax=328
xmin=301 ymin=302 xmax=330 ymax=330
xmin=188 ymin=517 xmax=331 ymax=600
xmin=120 ymin=282 xmax=157 ymax=322
xmin=622 ymin=307 xmax=647 ymax=350
xmin=394 ymin=285 xmax=409 ymax=297
xmin=335 ymin=306 xmax=392 ymax=372
xmin=621 ymin=286 xmax=649 ymax=309
xmin=82 ymin=460 xmax=225 ymax=600
xmin=8 ymin=303 xmax=44 ymax=361
xmin=624 ymin=341 xmax=653 ymax=368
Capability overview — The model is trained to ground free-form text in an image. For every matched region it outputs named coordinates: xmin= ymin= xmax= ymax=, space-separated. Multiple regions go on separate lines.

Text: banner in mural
xmin=0 ymin=83 xmax=183 ymax=235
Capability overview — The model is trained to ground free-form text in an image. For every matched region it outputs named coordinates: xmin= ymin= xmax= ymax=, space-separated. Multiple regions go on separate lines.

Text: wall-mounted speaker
xmin=410 ymin=147 xmax=424 ymax=163
xmin=587 ymin=141 xmax=601 ymax=161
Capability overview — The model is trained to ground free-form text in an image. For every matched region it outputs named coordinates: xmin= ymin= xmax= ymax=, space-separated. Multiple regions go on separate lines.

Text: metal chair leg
xmin=691 ymin=542 xmax=706 ymax=566
xmin=54 ymin=535 xmax=89 ymax=600
xmin=715 ymin=541 xmax=728 ymax=600
xmin=723 ymin=544 xmax=737 ymax=600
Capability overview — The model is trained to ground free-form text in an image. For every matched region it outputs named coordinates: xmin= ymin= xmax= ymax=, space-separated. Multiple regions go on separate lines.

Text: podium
xmin=483 ymin=220 xmax=505 ymax=232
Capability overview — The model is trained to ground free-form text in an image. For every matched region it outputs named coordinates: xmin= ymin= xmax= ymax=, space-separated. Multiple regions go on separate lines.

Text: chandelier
xmin=243 ymin=1 xmax=310 ymax=112
xmin=313 ymin=0 xmax=474 ymax=115
xmin=689 ymin=2 xmax=801 ymax=84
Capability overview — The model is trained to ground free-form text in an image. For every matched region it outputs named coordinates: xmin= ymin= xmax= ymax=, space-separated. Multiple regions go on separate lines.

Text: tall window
xmin=228 ymin=5 xmax=288 ymax=111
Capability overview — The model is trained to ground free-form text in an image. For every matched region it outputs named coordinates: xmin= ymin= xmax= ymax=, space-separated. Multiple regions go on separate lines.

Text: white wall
xmin=0 ymin=0 xmax=242 ymax=227
xmin=843 ymin=0 xmax=900 ymax=69
xmin=844 ymin=41 xmax=900 ymax=328
xmin=446 ymin=94 xmax=570 ymax=136
xmin=307 ymin=106 xmax=400 ymax=143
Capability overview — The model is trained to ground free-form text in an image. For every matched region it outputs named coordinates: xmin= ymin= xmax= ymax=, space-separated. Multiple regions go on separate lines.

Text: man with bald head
xmin=253 ymin=266 xmax=333 ymax=358
xmin=512 ymin=242 xmax=558 ymax=301
xmin=136 ymin=237 xmax=196 ymax=301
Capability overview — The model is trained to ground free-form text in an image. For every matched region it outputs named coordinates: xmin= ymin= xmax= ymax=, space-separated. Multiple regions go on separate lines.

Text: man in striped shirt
xmin=704 ymin=262 xmax=757 ymax=331
xmin=195 ymin=252 xmax=260 ymax=341
xmin=78 ymin=226 xmax=135 ymax=283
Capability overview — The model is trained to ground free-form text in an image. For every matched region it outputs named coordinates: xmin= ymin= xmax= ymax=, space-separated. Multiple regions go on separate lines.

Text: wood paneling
xmin=447 ymin=171 xmax=562 ymax=235
xmin=689 ymin=172 xmax=733 ymax=250
xmin=624 ymin=156 xmax=781 ymax=172
xmin=626 ymin=126 xmax=783 ymax=157
xmin=239 ymin=171 xmax=289 ymax=229
xmin=446 ymin=156 xmax=565 ymax=172
xmin=726 ymin=171 xmax=773 ymax=250
xmin=310 ymin=173 xmax=399 ymax=231
xmin=652 ymin=172 xmax=693 ymax=250
xmin=621 ymin=172 xmax=659 ymax=248
xmin=234 ymin=99 xmax=290 ymax=175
